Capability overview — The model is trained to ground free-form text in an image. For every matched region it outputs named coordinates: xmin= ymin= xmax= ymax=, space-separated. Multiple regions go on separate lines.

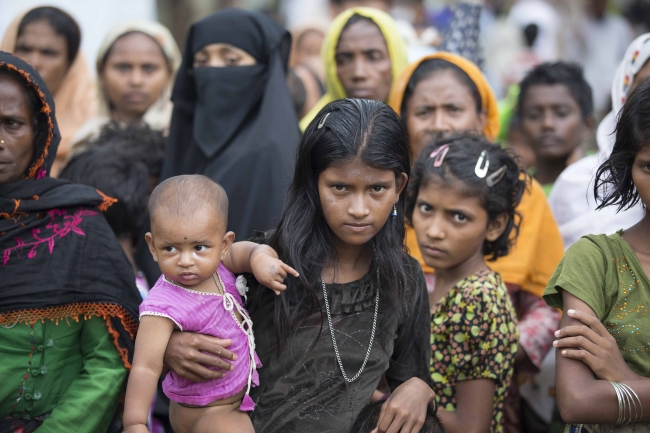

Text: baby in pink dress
xmin=123 ymin=175 xmax=297 ymax=433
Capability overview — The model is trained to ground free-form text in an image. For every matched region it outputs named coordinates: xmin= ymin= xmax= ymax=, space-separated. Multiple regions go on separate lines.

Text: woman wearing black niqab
xmin=160 ymin=9 xmax=300 ymax=239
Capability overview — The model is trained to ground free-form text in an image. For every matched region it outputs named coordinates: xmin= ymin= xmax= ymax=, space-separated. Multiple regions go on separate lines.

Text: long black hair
xmin=406 ymin=133 xmax=527 ymax=261
xmin=272 ymin=98 xmax=414 ymax=350
xmin=595 ymin=78 xmax=650 ymax=211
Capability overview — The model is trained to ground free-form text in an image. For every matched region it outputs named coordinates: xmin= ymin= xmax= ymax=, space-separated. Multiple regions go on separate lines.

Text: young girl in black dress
xmin=163 ymin=98 xmax=434 ymax=433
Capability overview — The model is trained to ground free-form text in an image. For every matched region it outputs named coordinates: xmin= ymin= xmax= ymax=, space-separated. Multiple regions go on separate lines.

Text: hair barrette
xmin=317 ymin=112 xmax=331 ymax=129
xmin=429 ymin=144 xmax=450 ymax=167
xmin=475 ymin=150 xmax=489 ymax=178
xmin=486 ymin=165 xmax=507 ymax=187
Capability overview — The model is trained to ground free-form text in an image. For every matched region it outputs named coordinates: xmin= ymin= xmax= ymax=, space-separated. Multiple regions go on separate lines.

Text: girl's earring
xmin=392 ymin=204 xmax=397 ymax=217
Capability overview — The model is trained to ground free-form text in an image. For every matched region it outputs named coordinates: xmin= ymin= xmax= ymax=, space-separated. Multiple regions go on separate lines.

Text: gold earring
xmin=1 ymin=140 xmax=4 ymax=144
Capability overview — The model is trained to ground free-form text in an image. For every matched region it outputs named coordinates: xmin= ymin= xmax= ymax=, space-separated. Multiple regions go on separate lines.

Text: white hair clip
xmin=475 ymin=150 xmax=489 ymax=178
xmin=317 ymin=112 xmax=331 ymax=129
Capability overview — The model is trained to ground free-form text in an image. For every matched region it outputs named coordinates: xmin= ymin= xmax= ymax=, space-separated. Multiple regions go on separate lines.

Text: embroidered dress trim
xmin=140 ymin=311 xmax=183 ymax=331
xmin=162 ymin=275 xmax=223 ymax=296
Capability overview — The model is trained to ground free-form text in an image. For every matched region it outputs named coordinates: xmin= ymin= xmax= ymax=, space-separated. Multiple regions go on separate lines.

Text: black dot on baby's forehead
xmin=184 ymin=237 xmax=187 ymax=240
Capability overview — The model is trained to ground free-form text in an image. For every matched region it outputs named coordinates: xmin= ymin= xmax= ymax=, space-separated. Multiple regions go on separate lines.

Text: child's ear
xmin=486 ymin=214 xmax=508 ymax=242
xmin=144 ymin=232 xmax=158 ymax=263
xmin=395 ymin=172 xmax=409 ymax=197
xmin=220 ymin=231 xmax=236 ymax=262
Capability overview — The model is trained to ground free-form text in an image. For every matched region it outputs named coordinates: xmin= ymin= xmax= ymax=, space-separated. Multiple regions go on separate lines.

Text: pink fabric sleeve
xmin=138 ymin=284 xmax=185 ymax=331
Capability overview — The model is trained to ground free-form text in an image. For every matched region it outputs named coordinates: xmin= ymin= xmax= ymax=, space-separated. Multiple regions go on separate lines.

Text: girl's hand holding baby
xmin=250 ymin=247 xmax=299 ymax=295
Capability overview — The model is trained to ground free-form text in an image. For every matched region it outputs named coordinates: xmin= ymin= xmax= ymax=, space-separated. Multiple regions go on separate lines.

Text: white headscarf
xmin=597 ymin=33 xmax=650 ymax=156
xmin=70 ymin=21 xmax=181 ymax=153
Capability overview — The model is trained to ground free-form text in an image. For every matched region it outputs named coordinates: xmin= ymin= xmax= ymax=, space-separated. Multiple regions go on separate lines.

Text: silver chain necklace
xmin=321 ymin=263 xmax=380 ymax=383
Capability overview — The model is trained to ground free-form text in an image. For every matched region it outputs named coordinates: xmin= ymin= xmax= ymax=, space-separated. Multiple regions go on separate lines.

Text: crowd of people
xmin=0 ymin=1 xmax=649 ymax=433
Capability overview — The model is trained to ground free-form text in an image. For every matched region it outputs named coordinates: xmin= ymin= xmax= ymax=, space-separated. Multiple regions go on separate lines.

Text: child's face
xmin=520 ymin=83 xmax=591 ymax=162
xmin=318 ymin=157 xmax=408 ymax=248
xmin=411 ymin=178 xmax=506 ymax=271
xmin=145 ymin=206 xmax=234 ymax=287
xmin=632 ymin=143 xmax=650 ymax=209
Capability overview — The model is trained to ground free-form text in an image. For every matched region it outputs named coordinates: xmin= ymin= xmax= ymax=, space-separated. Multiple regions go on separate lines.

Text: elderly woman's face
xmin=0 ymin=74 xmax=35 ymax=185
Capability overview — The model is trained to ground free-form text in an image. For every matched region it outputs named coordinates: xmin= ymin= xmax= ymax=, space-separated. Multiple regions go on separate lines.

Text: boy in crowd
xmin=517 ymin=62 xmax=594 ymax=195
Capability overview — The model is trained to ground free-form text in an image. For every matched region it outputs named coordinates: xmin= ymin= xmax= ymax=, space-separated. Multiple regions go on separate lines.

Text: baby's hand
xmin=250 ymin=249 xmax=299 ymax=295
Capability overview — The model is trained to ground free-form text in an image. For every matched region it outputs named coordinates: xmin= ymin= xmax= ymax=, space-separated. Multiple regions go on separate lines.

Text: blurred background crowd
xmin=1 ymin=0 xmax=649 ymax=432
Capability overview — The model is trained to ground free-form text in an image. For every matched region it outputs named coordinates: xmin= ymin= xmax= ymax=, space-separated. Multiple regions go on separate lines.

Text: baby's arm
xmin=123 ymin=316 xmax=176 ymax=433
xmin=224 ymin=241 xmax=298 ymax=295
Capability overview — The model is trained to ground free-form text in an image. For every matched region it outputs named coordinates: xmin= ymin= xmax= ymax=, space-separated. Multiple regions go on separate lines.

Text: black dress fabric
xmin=160 ymin=9 xmax=300 ymax=241
xmin=0 ymin=52 xmax=141 ymax=367
xmin=245 ymin=232 xmax=431 ymax=433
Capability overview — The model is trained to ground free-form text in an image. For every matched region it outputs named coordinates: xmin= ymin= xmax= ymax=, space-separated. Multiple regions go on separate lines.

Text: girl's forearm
xmin=437 ymin=409 xmax=490 ymax=433
xmin=556 ymin=354 xmax=650 ymax=424
xmin=123 ymin=366 xmax=161 ymax=429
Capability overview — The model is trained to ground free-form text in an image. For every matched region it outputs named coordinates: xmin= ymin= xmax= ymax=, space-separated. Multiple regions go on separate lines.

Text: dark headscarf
xmin=0 ymin=52 xmax=140 ymax=368
xmin=160 ymin=9 xmax=299 ymax=240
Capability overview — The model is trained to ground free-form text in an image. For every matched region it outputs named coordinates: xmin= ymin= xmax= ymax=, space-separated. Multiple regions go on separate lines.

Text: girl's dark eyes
xmin=195 ymin=245 xmax=208 ymax=252
xmin=331 ymin=185 xmax=347 ymax=192
xmin=372 ymin=186 xmax=387 ymax=192
xmin=418 ymin=203 xmax=432 ymax=213
xmin=453 ymin=213 xmax=467 ymax=223
xmin=163 ymin=246 xmax=175 ymax=252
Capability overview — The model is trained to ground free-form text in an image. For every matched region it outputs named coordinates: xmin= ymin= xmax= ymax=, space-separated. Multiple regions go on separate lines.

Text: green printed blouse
xmin=430 ymin=269 xmax=519 ymax=433
xmin=544 ymin=231 xmax=650 ymax=376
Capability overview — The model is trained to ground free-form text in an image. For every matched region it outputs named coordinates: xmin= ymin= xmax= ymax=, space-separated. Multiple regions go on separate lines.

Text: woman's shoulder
xmin=565 ymin=232 xmax=628 ymax=262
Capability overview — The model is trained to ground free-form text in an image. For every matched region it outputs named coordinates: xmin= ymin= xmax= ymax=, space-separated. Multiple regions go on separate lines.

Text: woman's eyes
xmin=224 ymin=57 xmax=240 ymax=66
xmin=142 ymin=64 xmax=160 ymax=73
xmin=331 ymin=185 xmax=347 ymax=192
xmin=418 ymin=203 xmax=432 ymax=213
xmin=371 ymin=185 xmax=387 ymax=193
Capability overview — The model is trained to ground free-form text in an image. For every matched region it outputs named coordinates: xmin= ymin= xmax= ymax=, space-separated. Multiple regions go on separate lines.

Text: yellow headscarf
xmin=390 ymin=53 xmax=564 ymax=298
xmin=388 ymin=52 xmax=500 ymax=141
xmin=299 ymin=7 xmax=408 ymax=131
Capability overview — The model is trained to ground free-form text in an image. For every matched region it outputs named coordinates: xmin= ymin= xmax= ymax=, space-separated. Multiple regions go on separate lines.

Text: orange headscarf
xmin=1 ymin=8 xmax=98 ymax=176
xmin=390 ymin=52 xmax=564 ymax=298
xmin=388 ymin=52 xmax=500 ymax=140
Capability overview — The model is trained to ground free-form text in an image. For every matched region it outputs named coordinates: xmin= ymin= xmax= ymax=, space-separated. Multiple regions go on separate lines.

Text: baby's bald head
xmin=149 ymin=175 xmax=228 ymax=230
